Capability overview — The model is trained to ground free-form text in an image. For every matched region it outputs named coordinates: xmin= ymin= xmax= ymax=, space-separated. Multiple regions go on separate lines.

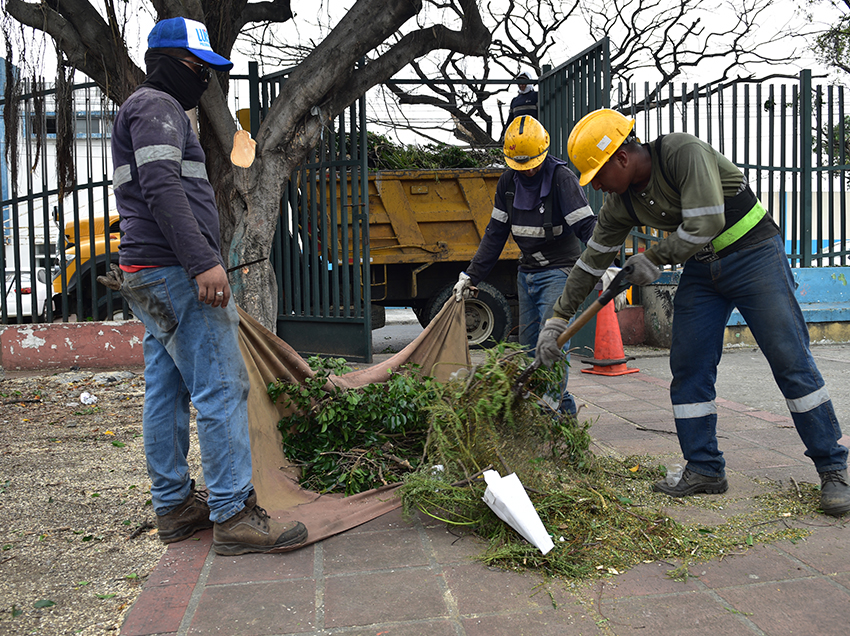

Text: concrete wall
xmin=0 ymin=320 xmax=145 ymax=372
xmin=638 ymin=267 xmax=850 ymax=348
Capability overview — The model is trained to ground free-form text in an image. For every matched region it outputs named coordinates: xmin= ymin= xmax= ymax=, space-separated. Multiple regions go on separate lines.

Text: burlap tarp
xmin=236 ymin=299 xmax=471 ymax=545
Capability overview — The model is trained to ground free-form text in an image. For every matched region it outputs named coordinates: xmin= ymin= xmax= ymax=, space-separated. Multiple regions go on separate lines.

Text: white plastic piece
xmin=665 ymin=463 xmax=684 ymax=487
xmin=481 ymin=470 xmax=554 ymax=555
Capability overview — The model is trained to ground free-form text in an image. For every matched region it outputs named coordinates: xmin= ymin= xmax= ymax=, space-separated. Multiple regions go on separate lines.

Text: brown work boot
xmin=820 ymin=469 xmax=850 ymax=517
xmin=212 ymin=491 xmax=308 ymax=556
xmin=155 ymin=480 xmax=213 ymax=544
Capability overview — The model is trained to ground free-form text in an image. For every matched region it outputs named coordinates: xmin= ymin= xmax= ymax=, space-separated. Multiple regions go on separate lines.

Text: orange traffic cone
xmin=580 ymin=292 xmax=639 ymax=376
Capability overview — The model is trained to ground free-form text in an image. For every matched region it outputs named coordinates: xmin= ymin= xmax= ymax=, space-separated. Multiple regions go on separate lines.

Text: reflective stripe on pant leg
xmin=788 ymin=399 xmax=848 ymax=473
xmin=786 ymin=386 xmax=830 ymax=414
xmin=727 ymin=237 xmax=847 ymax=473
xmin=673 ymin=401 xmax=725 ymax=477
xmin=669 ymin=259 xmax=731 ymax=477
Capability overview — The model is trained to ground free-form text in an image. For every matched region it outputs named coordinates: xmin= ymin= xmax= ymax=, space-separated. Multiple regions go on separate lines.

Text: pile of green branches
xmin=269 ymin=357 xmax=439 ymax=495
xmin=419 ymin=341 xmax=586 ymax=487
xmin=366 ymin=132 xmax=503 ymax=170
xmin=270 ymin=347 xmax=813 ymax=580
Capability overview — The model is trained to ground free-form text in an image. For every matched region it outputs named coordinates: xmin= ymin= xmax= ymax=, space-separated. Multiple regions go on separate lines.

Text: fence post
xmin=248 ymin=61 xmax=260 ymax=136
xmin=800 ymin=69 xmax=813 ymax=267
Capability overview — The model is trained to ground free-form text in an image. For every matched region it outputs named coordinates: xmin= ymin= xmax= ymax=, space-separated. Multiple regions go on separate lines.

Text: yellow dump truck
xmin=44 ymin=168 xmax=522 ymax=344
xmin=361 ymin=168 xmax=520 ymax=346
xmin=48 ymin=210 xmax=122 ymax=320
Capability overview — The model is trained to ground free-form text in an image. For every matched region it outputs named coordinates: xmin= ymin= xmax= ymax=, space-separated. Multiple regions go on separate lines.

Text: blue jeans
xmin=517 ymin=267 xmax=577 ymax=416
xmin=121 ymin=266 xmax=254 ymax=523
xmin=670 ymin=235 xmax=847 ymax=477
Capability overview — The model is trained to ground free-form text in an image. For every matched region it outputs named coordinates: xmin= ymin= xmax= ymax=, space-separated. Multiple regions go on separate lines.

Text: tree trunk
xmin=224 ymin=151 xmax=293 ymax=330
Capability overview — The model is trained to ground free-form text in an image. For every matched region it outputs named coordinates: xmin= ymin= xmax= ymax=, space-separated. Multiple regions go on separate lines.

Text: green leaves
xmin=270 ymin=358 xmax=436 ymax=495
xmin=33 ymin=599 xmax=56 ymax=608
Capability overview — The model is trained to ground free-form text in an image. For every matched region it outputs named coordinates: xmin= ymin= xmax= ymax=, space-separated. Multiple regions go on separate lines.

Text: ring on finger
xmin=215 ymin=291 xmax=224 ymax=296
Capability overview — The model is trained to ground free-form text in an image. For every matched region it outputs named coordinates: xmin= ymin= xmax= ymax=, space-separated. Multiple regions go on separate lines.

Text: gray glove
xmin=453 ymin=271 xmax=472 ymax=301
xmin=535 ymin=317 xmax=569 ymax=368
xmin=624 ymin=253 xmax=661 ymax=286
xmin=600 ymin=267 xmax=629 ymax=312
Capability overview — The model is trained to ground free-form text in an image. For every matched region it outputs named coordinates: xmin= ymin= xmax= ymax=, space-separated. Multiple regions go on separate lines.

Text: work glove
xmin=535 ymin=317 xmax=569 ymax=368
xmin=97 ymin=263 xmax=125 ymax=291
xmin=453 ymin=271 xmax=472 ymax=302
xmin=624 ymin=253 xmax=661 ymax=286
xmin=600 ymin=267 xmax=629 ymax=312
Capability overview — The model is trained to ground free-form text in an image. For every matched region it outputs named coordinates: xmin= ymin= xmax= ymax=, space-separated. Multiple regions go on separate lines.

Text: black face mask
xmin=141 ymin=50 xmax=209 ymax=110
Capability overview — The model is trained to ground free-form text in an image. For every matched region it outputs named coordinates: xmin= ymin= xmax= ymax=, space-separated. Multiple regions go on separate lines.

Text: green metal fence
xmin=612 ymin=69 xmax=850 ymax=267
xmin=539 ymin=37 xmax=611 ymax=215
xmin=2 ymin=61 xmax=849 ymax=330
xmin=242 ymin=63 xmax=373 ymax=361
xmin=0 ymin=80 xmax=128 ymax=324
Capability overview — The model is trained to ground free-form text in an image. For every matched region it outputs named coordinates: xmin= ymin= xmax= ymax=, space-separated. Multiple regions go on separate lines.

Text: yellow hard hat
xmin=567 ymin=109 xmax=635 ymax=186
xmin=503 ymin=116 xmax=549 ymax=171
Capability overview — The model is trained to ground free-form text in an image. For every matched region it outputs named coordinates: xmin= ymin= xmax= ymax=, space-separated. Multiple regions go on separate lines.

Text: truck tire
xmin=423 ymin=281 xmax=512 ymax=349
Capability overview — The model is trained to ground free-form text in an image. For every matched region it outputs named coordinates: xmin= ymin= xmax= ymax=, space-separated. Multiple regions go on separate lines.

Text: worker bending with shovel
xmin=453 ymin=115 xmax=596 ymax=417
xmin=535 ymin=108 xmax=849 ymax=516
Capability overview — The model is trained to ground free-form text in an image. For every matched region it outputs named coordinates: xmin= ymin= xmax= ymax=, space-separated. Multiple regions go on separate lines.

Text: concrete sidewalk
xmin=121 ymin=347 xmax=850 ymax=636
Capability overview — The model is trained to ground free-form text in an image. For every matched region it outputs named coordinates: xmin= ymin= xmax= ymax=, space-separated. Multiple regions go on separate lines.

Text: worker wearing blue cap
xmin=112 ymin=17 xmax=309 ymax=556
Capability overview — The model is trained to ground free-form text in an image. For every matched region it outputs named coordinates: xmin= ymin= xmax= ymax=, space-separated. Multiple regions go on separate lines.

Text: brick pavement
xmin=121 ymin=362 xmax=850 ymax=636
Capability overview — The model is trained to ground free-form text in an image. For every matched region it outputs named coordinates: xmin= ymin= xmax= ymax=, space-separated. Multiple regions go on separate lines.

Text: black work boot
xmin=213 ymin=491 xmax=308 ymax=556
xmin=820 ymin=469 xmax=850 ymax=517
xmin=652 ymin=468 xmax=728 ymax=497
xmin=156 ymin=480 xmax=213 ymax=544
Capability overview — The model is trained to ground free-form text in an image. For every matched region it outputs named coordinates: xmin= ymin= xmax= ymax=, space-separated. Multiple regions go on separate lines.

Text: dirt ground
xmin=0 ymin=367 xmax=203 ymax=635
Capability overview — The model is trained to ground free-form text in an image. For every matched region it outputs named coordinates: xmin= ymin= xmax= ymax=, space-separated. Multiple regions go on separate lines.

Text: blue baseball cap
xmin=148 ymin=17 xmax=233 ymax=72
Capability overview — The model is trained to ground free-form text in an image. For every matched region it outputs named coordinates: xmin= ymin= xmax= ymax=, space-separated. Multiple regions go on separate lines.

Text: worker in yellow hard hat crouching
xmin=536 ymin=108 xmax=849 ymax=516
xmin=453 ymin=115 xmax=597 ymax=417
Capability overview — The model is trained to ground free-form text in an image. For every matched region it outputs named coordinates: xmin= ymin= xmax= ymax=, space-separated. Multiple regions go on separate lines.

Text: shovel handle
xmin=512 ymin=264 xmax=634 ymax=395
xmin=555 ymin=263 xmax=634 ymax=347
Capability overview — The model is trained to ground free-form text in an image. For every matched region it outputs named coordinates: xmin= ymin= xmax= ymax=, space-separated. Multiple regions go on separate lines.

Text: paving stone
xmin=723 ymin=472 xmax=776 ymax=498
xmin=322 ymin=568 xmax=446 ymax=628
xmin=187 ymin=580 xmax=316 ymax=635
xmin=716 ymin=577 xmax=850 ymax=635
xmin=419 ymin=521 xmax=487 ymax=564
xmin=716 ymin=414 xmax=775 ymax=432
xmin=461 ymin=607 xmax=604 ymax=636
xmin=774 ymin=523 xmax=850 ymax=574
xmin=345 ymin=506 xmax=410 ymax=533
xmin=586 ymin=421 xmax=648 ymax=442
xmin=598 ymin=435 xmax=681 ymax=457
xmin=834 ymin=571 xmax=850 ymax=590
xmin=740 ymin=464 xmax=820 ymax=486
xmin=661 ymin=505 xmax=731 ymax=527
xmin=145 ymin=530 xmax=212 ymax=587
xmin=441 ymin=562 xmax=573 ymax=616
xmin=120 ymin=583 xmax=194 ymax=636
xmin=329 ymin=619 xmax=459 ymax=636
xmin=598 ymin=589 xmax=757 ymax=635
xmin=714 ymin=432 xmax=763 ymax=451
xmin=596 ymin=561 xmax=702 ymax=598
xmin=120 ymin=353 xmax=850 ymax=636
xmin=206 ymin=545 xmax=315 ymax=585
xmin=723 ymin=447 xmax=804 ymax=471
xmin=322 ymin=526 xmax=429 ymax=574
xmin=733 ymin=426 xmax=804 ymax=449
xmin=621 ymin=410 xmax=676 ymax=426
xmin=692 ymin=544 xmax=805 ymax=588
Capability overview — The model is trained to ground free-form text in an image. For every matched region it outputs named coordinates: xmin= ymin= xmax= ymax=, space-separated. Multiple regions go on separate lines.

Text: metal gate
xmin=536 ymin=39 xmax=611 ymax=353
xmin=247 ymin=63 xmax=372 ymax=362
xmin=538 ymin=37 xmax=611 ymax=213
